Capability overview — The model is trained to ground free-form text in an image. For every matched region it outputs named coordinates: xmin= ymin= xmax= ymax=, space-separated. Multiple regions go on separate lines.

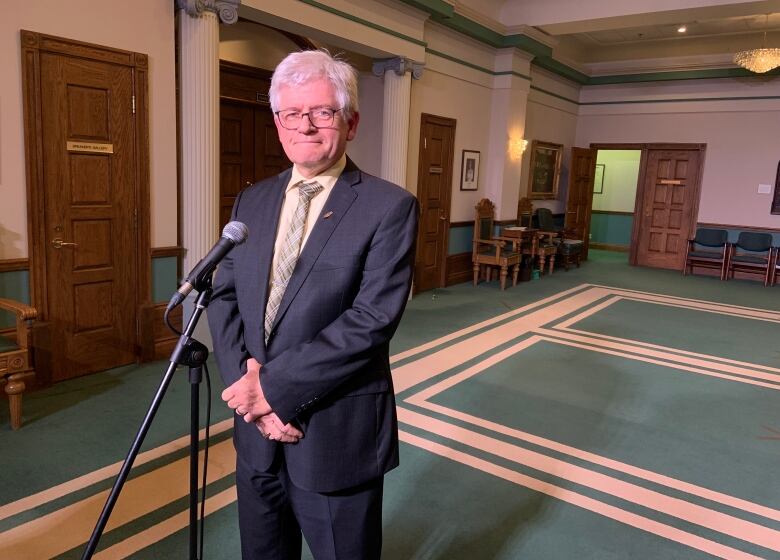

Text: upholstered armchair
xmin=0 ymin=298 xmax=38 ymax=429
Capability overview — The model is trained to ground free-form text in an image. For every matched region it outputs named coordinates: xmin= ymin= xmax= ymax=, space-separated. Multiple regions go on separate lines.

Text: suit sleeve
xmin=261 ymin=193 xmax=419 ymax=424
xmin=207 ymin=191 xmax=250 ymax=387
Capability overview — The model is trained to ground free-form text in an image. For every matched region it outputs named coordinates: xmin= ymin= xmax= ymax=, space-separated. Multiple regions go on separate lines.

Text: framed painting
xmin=593 ymin=163 xmax=605 ymax=194
xmin=527 ymin=140 xmax=562 ymax=200
xmin=460 ymin=150 xmax=480 ymax=191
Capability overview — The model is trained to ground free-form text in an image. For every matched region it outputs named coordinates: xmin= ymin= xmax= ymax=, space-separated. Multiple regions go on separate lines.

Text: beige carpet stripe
xmin=390 ymin=284 xmax=590 ymax=363
xmin=537 ymin=328 xmax=780 ymax=385
xmin=399 ymin=431 xmax=766 ymax=560
xmin=0 ymin=419 xmax=233 ymax=523
xmin=592 ymin=284 xmax=780 ymax=318
xmin=398 ymin=407 xmax=780 ymax=552
xmin=405 ymin=333 xmax=780 ymax=521
xmin=92 ymin=487 xmax=237 ymax=559
xmin=392 ymin=288 xmax=610 ymax=392
xmin=0 ymin=439 xmax=236 ymax=559
xmin=560 ymin=326 xmax=780 ymax=374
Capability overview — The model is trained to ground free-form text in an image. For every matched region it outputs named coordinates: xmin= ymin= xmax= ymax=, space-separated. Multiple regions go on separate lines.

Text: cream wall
xmin=593 ymin=150 xmax=641 ymax=212
xmin=577 ymin=78 xmax=780 ymax=228
xmin=0 ymin=0 xmax=177 ymax=259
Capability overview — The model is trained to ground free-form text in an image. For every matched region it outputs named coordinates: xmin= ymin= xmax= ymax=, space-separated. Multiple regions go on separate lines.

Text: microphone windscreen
xmin=222 ymin=221 xmax=249 ymax=244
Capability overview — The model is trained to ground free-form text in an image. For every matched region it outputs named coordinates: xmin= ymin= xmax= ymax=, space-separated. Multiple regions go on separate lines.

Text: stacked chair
xmin=684 ymin=227 xmax=775 ymax=286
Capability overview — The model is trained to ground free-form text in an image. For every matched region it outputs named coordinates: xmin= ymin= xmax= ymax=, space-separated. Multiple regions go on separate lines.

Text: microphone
xmin=167 ymin=221 xmax=249 ymax=311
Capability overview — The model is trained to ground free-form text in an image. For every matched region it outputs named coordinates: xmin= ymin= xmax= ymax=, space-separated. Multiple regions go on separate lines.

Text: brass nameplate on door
xmin=66 ymin=141 xmax=114 ymax=154
xmin=429 ymin=166 xmax=443 ymax=174
xmin=659 ymin=179 xmax=682 ymax=185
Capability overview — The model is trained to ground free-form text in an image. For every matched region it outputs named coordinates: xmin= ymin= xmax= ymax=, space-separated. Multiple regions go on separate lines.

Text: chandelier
xmin=733 ymin=16 xmax=780 ymax=73
xmin=734 ymin=47 xmax=780 ymax=73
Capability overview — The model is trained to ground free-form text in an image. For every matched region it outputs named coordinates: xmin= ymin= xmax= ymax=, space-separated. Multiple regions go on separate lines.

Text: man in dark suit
xmin=208 ymin=50 xmax=418 ymax=560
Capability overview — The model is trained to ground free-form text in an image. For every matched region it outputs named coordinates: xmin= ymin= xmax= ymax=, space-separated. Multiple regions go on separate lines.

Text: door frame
xmin=589 ymin=142 xmax=706 ymax=266
xmin=20 ymin=31 xmax=151 ymax=337
xmin=415 ymin=113 xmax=455 ymax=293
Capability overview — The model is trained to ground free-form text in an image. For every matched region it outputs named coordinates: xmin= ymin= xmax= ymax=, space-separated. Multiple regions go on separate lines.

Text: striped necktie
xmin=264 ymin=180 xmax=324 ymax=341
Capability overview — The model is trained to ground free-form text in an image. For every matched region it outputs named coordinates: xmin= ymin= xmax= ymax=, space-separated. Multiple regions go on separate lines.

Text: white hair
xmin=269 ymin=49 xmax=359 ymax=119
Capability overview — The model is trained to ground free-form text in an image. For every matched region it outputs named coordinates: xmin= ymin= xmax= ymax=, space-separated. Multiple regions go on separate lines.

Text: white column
xmin=176 ymin=0 xmax=237 ymax=343
xmin=372 ymin=57 xmax=424 ymax=188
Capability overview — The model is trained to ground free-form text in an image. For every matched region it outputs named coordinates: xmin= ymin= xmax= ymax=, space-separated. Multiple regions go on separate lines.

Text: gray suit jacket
xmin=208 ymin=159 xmax=418 ymax=492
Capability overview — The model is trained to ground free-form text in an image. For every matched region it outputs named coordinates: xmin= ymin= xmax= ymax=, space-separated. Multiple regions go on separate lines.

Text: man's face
xmin=274 ymin=78 xmax=359 ymax=178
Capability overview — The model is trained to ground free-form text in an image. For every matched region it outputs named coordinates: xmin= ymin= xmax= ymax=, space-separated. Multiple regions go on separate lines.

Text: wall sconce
xmin=509 ymin=138 xmax=528 ymax=160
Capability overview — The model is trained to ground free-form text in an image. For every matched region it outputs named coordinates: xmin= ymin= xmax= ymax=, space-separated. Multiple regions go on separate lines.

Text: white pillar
xmin=176 ymin=0 xmax=238 ymax=343
xmin=372 ymin=57 xmax=423 ymax=189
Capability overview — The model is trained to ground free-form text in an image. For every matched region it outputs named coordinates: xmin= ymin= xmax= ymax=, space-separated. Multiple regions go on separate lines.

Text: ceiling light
xmin=733 ymin=15 xmax=780 ymax=73
xmin=677 ymin=25 xmax=687 ymax=33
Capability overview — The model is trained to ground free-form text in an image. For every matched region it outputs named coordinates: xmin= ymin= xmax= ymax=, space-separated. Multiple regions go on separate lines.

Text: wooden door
xmin=565 ymin=147 xmax=597 ymax=259
xmin=219 ymin=103 xmax=290 ymax=230
xmin=415 ymin=114 xmax=455 ymax=293
xmin=634 ymin=148 xmax=702 ymax=270
xmin=40 ymin=52 xmax=138 ymax=381
xmin=220 ymin=102 xmax=255 ymax=228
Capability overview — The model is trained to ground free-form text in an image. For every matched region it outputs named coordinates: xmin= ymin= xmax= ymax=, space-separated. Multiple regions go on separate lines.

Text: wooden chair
xmin=683 ymin=227 xmax=729 ymax=280
xmin=536 ymin=208 xmax=584 ymax=270
xmin=472 ymin=198 xmax=520 ymax=290
xmin=727 ymin=231 xmax=773 ymax=286
xmin=0 ymin=298 xmax=38 ymax=429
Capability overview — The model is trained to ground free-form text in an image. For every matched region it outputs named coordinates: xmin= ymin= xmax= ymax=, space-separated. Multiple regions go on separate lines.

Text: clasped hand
xmin=221 ymin=358 xmax=303 ymax=443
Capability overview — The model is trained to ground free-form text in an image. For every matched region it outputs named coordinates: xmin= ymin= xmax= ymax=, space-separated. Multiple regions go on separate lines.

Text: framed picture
xmin=460 ymin=150 xmax=480 ymax=191
xmin=771 ymin=160 xmax=780 ymax=215
xmin=527 ymin=140 xmax=563 ymax=200
xmin=593 ymin=163 xmax=605 ymax=194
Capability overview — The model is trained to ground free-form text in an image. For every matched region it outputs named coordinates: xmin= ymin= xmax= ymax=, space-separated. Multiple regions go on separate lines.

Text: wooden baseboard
xmin=590 ymin=242 xmax=630 ymax=252
xmin=0 ymin=258 xmax=30 ymax=273
xmin=140 ymin=303 xmax=183 ymax=362
xmin=446 ymin=252 xmax=472 ymax=286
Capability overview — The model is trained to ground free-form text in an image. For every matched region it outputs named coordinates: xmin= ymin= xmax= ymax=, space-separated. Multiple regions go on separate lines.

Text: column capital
xmin=372 ymin=57 xmax=424 ymax=80
xmin=176 ymin=0 xmax=239 ymax=24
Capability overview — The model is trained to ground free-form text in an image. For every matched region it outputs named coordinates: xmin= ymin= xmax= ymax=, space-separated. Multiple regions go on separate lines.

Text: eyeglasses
xmin=274 ymin=107 xmax=344 ymax=129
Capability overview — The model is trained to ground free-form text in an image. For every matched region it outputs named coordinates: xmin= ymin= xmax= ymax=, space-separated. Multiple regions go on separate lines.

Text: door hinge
xmin=131 ymin=95 xmax=136 ymax=114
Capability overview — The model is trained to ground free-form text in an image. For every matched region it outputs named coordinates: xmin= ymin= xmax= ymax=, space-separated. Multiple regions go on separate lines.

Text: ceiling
xmin=452 ymin=0 xmax=780 ymax=71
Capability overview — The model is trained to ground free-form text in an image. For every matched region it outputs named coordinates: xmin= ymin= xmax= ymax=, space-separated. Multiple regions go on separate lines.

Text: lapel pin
xmin=323 ymin=211 xmax=334 ymax=219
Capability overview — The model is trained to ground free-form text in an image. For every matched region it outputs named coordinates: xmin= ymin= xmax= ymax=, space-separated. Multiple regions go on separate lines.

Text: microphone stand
xmin=82 ymin=279 xmax=213 ymax=560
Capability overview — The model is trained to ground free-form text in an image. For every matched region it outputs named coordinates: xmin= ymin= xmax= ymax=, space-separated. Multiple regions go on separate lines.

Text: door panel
xmin=565 ymin=147 xmax=597 ymax=259
xmin=40 ymin=53 xmax=137 ymax=381
xmin=635 ymin=149 xmax=701 ymax=270
xmin=415 ymin=115 xmax=455 ymax=293
xmin=218 ymin=102 xmax=290 ymax=231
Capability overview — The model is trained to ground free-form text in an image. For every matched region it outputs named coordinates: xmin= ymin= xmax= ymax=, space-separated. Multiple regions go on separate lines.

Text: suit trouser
xmin=236 ymin=452 xmax=384 ymax=560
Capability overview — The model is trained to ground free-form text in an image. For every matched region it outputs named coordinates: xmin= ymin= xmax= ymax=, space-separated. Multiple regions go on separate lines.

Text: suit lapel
xmin=270 ymin=165 xmax=360 ymax=333
xmin=245 ymin=170 xmax=290 ymax=329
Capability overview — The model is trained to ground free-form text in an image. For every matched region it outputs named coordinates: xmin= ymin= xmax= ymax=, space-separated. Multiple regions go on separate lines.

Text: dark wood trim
xmin=20 ymin=30 xmax=152 ymax=349
xmin=591 ymin=142 xmax=706 ymax=151
xmin=591 ymin=210 xmax=634 ymax=216
xmin=698 ymin=222 xmax=780 ymax=234
xmin=151 ymin=246 xmax=185 ymax=258
xmin=220 ymin=59 xmax=273 ymax=80
xmin=449 ymin=221 xmax=472 ymax=228
xmin=446 ymin=252 xmax=472 ymax=286
xmin=495 ymin=219 xmax=517 ymax=226
xmin=0 ymin=259 xmax=30 ymax=273
xmin=590 ymin=143 xmax=643 ymax=151
xmin=0 ymin=326 xmax=15 ymax=341
xmin=221 ymin=95 xmax=271 ymax=108
xmin=591 ymin=242 xmax=630 ymax=252
xmin=140 ymin=303 xmax=182 ymax=362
